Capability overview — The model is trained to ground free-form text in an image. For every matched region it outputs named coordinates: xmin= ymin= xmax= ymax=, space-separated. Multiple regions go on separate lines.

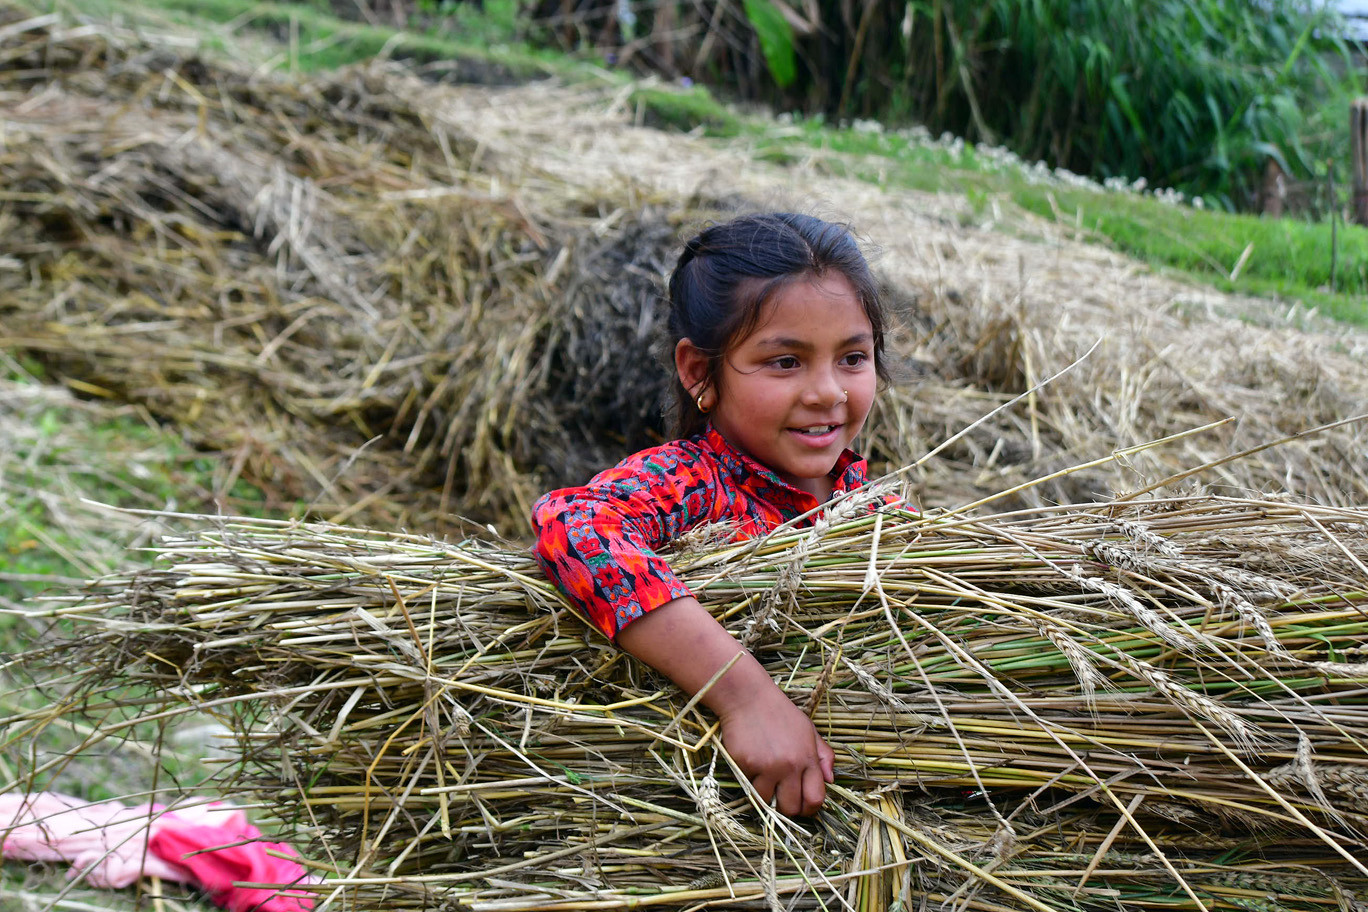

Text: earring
xmin=696 ymin=390 xmax=711 ymax=414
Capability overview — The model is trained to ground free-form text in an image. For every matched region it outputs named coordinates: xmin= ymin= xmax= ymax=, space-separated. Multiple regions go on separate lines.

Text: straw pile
xmin=5 ymin=9 xmax=1368 ymax=539
xmin=0 ymin=9 xmax=693 ymax=533
xmin=12 ymin=489 xmax=1368 ymax=911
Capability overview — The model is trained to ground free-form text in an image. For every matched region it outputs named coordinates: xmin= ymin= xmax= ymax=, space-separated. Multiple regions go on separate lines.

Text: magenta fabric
xmin=149 ymin=819 xmax=313 ymax=912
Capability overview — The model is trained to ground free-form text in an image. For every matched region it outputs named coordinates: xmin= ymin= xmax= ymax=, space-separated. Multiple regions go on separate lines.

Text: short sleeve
xmin=531 ymin=443 xmax=719 ymax=640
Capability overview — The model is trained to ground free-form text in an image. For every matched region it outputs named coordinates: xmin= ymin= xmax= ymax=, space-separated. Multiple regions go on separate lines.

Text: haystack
xmin=4 ymin=9 xmax=1368 ymax=540
xmin=11 ymin=488 xmax=1368 ymax=910
xmin=0 ymin=9 xmax=692 ymax=534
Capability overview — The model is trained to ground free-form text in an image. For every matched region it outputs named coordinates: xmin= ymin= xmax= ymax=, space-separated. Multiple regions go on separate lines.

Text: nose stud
xmin=840 ymin=390 xmax=848 ymax=404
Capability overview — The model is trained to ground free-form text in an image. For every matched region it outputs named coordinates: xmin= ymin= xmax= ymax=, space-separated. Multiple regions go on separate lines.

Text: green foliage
xmin=952 ymin=0 xmax=1349 ymax=210
xmin=831 ymin=0 xmax=1359 ymax=211
xmin=515 ymin=0 xmax=1363 ymax=215
xmin=741 ymin=0 xmax=795 ymax=88
xmin=630 ymin=84 xmax=741 ymax=136
xmin=746 ymin=113 xmax=1368 ymax=326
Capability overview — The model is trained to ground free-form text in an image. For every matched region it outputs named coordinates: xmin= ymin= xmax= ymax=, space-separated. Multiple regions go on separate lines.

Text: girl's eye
xmin=842 ymin=352 xmax=870 ymax=367
xmin=772 ymin=356 xmax=800 ymax=370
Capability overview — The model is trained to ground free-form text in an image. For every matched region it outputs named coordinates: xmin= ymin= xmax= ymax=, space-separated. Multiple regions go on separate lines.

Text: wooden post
xmin=1260 ymin=158 xmax=1285 ymax=217
xmin=1352 ymin=98 xmax=1368 ymax=226
xmin=1329 ymin=159 xmax=1339 ymax=292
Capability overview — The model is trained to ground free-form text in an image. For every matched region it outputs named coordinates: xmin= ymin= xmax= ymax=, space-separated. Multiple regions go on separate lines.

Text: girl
xmin=532 ymin=212 xmax=888 ymax=818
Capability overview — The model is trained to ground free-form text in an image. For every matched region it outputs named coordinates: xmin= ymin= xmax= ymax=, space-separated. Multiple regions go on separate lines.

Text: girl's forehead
xmin=746 ymin=272 xmax=868 ymax=334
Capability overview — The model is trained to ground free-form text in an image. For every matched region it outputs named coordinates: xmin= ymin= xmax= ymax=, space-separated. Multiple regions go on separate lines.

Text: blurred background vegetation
xmin=315 ymin=0 xmax=1365 ymax=217
xmin=39 ymin=0 xmax=1363 ymax=302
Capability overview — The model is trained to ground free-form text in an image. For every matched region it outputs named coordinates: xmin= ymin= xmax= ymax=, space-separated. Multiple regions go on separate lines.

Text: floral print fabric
xmin=531 ymin=426 xmax=871 ymax=639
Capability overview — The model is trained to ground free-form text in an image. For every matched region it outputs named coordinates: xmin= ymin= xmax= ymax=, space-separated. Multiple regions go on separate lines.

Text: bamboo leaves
xmin=742 ymin=0 xmax=797 ymax=88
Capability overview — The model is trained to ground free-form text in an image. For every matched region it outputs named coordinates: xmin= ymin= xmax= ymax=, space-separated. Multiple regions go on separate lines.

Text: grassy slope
xmin=27 ymin=0 xmax=1368 ymax=323
xmin=741 ymin=116 xmax=1368 ymax=325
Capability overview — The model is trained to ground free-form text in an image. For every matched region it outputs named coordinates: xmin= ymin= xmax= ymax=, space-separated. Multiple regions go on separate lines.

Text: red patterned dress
xmin=531 ymin=425 xmax=875 ymax=640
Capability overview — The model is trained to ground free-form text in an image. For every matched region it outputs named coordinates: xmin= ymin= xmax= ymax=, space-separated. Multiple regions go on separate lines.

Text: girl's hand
xmin=616 ymin=596 xmax=836 ymax=817
xmin=716 ymin=682 xmax=835 ymax=817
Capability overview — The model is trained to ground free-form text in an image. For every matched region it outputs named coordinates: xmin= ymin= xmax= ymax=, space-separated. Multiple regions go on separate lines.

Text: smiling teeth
xmin=796 ymin=425 xmax=836 ymax=435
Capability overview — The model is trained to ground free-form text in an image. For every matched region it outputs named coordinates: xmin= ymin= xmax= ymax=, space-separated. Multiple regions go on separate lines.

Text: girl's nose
xmin=803 ymin=369 xmax=846 ymax=407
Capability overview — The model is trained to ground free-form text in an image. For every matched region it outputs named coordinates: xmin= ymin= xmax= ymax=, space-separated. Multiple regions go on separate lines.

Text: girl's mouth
xmin=789 ymin=424 xmax=842 ymax=446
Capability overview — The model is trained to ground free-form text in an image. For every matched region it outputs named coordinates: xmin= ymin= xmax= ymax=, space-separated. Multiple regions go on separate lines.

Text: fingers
xmin=761 ymin=756 xmax=830 ymax=818
xmin=800 ymin=763 xmax=827 ymax=817
xmin=718 ymin=702 xmax=836 ymax=817
xmin=773 ymin=774 xmax=800 ymax=817
xmin=770 ymin=765 xmax=828 ymax=817
xmin=751 ymin=773 xmax=776 ymax=808
xmin=817 ymin=735 xmax=835 ymax=783
xmin=770 ymin=733 xmax=835 ymax=817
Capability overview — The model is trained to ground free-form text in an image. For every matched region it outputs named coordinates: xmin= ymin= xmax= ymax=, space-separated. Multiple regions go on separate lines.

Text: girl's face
xmin=677 ymin=271 xmax=878 ymax=500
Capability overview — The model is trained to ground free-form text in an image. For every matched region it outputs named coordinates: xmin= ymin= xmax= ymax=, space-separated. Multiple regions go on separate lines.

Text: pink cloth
xmin=150 ymin=819 xmax=313 ymax=912
xmin=1 ymin=792 xmax=315 ymax=911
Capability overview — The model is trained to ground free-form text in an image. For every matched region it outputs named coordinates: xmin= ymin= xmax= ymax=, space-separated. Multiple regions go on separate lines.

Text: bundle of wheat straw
xmin=10 ymin=490 xmax=1368 ymax=910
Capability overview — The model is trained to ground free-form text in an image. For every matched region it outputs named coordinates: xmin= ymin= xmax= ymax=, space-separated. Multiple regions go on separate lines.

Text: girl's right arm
xmin=531 ymin=446 xmax=834 ymax=816
xmin=615 ymin=595 xmax=834 ymax=818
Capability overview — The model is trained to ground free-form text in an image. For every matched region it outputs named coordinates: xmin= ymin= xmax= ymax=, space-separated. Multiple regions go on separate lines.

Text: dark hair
xmin=666 ymin=212 xmax=887 ymax=438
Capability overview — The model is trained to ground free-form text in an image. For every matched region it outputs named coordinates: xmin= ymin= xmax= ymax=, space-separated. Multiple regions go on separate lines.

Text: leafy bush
xmin=900 ymin=0 xmax=1355 ymax=211
xmin=518 ymin=0 xmax=1361 ymax=212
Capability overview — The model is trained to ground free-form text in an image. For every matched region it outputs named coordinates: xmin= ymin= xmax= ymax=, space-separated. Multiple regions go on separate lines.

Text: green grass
xmin=30 ymin=0 xmax=585 ymax=78
xmin=0 ymin=361 xmax=268 ymax=616
xmin=0 ymin=364 xmax=264 ymax=908
xmin=1 ymin=868 xmax=210 ymax=912
xmin=629 ymin=85 xmax=743 ymax=137
xmin=1014 ymin=184 xmax=1368 ymax=322
xmin=736 ymin=115 xmax=1368 ymax=326
xmin=24 ymin=0 xmax=1366 ymax=325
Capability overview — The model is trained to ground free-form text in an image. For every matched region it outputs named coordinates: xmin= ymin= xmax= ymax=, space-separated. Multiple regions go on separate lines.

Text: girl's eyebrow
xmin=755 ymin=332 xmax=873 ymax=351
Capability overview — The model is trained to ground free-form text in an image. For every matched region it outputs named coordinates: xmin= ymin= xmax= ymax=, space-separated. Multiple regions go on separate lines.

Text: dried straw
xmin=0 ymin=9 xmax=692 ymax=534
xmin=11 ymin=491 xmax=1368 ymax=910
xmin=4 ymin=10 xmax=1368 ymax=539
xmin=6 ymin=9 xmax=1368 ymax=911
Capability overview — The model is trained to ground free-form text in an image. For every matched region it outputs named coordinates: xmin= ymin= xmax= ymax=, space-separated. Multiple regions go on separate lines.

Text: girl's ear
xmin=674 ymin=338 xmax=710 ymax=398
